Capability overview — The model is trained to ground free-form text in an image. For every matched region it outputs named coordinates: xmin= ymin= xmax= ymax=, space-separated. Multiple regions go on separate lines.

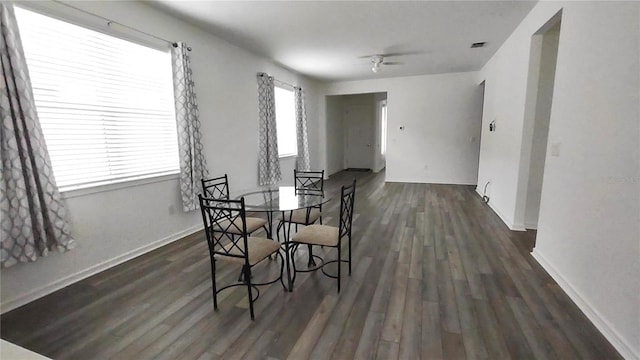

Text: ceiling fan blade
xmin=383 ymin=61 xmax=403 ymax=65
xmin=381 ymin=51 xmax=425 ymax=57
xmin=358 ymin=50 xmax=426 ymax=59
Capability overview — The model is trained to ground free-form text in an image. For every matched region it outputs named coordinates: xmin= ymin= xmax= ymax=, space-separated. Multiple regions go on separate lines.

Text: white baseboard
xmin=386 ymin=178 xmax=478 ymax=185
xmin=474 ymin=189 xmax=526 ymax=231
xmin=531 ymin=250 xmax=639 ymax=360
xmin=525 ymin=221 xmax=538 ymax=230
xmin=1 ymin=225 xmax=202 ymax=314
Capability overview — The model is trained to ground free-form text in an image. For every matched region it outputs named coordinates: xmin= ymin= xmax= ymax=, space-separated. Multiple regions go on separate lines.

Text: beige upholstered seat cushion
xmin=214 ymin=216 xmax=267 ymax=235
xmin=217 ymin=237 xmax=280 ymax=265
xmin=279 ymin=208 xmax=321 ymax=225
xmin=291 ymin=224 xmax=339 ymax=247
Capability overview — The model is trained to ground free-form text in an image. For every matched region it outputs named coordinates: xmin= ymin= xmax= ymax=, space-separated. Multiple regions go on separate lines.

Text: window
xmin=274 ymin=85 xmax=297 ymax=157
xmin=15 ymin=8 xmax=179 ymax=192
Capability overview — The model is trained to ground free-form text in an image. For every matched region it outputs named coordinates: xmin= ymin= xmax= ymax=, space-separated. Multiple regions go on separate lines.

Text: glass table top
xmin=236 ymin=186 xmax=330 ymax=212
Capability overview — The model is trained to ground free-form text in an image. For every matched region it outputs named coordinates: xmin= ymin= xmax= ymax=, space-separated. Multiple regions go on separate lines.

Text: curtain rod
xmin=51 ymin=0 xmax=191 ymax=51
xmin=258 ymin=73 xmax=299 ymax=90
xmin=275 ymin=79 xmax=297 ymax=90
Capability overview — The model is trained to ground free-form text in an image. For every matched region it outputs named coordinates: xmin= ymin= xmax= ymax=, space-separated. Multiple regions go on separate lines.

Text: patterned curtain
xmin=257 ymin=73 xmax=281 ymax=185
xmin=0 ymin=3 xmax=75 ymax=268
xmin=294 ymin=87 xmax=311 ymax=171
xmin=172 ymin=42 xmax=209 ymax=212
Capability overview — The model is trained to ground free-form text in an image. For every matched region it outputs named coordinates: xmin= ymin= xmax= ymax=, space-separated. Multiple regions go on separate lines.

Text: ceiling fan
xmin=369 ymin=55 xmax=403 ymax=73
xmin=360 ymin=51 xmax=424 ymax=73
xmin=358 ymin=50 xmax=425 ymax=73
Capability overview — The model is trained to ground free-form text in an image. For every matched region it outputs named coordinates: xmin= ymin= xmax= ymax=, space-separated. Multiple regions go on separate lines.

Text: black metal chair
xmin=199 ymin=195 xmax=285 ymax=320
xmin=277 ymin=170 xmax=325 ymax=265
xmin=280 ymin=170 xmax=325 ymax=226
xmin=294 ymin=169 xmax=325 ymax=194
xmin=201 ymin=174 xmax=268 ymax=236
xmin=290 ymin=179 xmax=356 ymax=292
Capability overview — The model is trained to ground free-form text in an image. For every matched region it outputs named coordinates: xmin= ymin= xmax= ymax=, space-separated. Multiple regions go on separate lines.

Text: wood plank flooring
xmin=1 ymin=170 xmax=621 ymax=359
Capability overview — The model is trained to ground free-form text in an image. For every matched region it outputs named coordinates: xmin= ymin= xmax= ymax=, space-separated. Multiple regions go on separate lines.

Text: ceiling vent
xmin=471 ymin=42 xmax=486 ymax=48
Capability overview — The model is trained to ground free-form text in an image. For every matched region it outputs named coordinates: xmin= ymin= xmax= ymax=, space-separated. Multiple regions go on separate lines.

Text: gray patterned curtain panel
xmin=172 ymin=42 xmax=209 ymax=212
xmin=0 ymin=3 xmax=75 ymax=268
xmin=257 ymin=73 xmax=281 ymax=185
xmin=294 ymin=87 xmax=311 ymax=171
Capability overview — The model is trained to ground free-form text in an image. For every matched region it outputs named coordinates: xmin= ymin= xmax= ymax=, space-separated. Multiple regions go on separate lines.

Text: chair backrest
xmin=201 ymin=174 xmax=230 ymax=200
xmin=199 ymin=195 xmax=249 ymax=264
xmin=338 ymin=179 xmax=357 ymax=240
xmin=294 ymin=170 xmax=324 ymax=196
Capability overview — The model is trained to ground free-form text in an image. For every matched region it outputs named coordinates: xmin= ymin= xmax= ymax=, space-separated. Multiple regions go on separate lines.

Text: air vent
xmin=471 ymin=42 xmax=486 ymax=48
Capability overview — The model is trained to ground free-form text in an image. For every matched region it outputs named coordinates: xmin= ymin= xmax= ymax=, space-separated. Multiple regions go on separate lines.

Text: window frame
xmin=15 ymin=5 xmax=181 ymax=194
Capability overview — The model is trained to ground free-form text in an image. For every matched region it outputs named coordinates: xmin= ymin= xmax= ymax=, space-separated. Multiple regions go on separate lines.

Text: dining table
xmin=236 ymin=186 xmax=331 ymax=291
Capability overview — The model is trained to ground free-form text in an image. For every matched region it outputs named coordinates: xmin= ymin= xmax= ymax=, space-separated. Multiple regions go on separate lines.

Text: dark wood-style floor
xmin=1 ymin=170 xmax=620 ymax=359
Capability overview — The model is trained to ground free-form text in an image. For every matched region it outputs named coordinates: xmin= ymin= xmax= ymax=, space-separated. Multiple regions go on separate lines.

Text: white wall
xmin=476 ymin=2 xmax=640 ymax=358
xmin=325 ymin=96 xmax=345 ymax=176
xmin=1 ymin=0 xmax=321 ymax=312
xmin=524 ymin=22 xmax=560 ymax=229
xmin=323 ymin=72 xmax=484 ymax=185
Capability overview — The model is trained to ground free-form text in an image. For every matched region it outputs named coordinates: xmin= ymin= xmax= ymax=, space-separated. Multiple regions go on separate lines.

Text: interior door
xmin=344 ymin=104 xmax=373 ymax=169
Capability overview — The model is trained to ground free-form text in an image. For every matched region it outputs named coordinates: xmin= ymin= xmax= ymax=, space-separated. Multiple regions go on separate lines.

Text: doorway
xmin=521 ymin=14 xmax=562 ymax=233
xmin=379 ymin=99 xmax=387 ymax=171
xmin=324 ymin=92 xmax=387 ymax=176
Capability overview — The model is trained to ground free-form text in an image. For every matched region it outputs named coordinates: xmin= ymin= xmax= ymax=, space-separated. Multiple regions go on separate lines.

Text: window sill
xmin=60 ymin=172 xmax=180 ymax=199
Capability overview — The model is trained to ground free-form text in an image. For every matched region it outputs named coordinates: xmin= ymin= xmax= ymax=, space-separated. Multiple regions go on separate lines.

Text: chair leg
xmin=278 ymin=251 xmax=287 ymax=291
xmin=319 ymin=216 xmax=324 ymax=250
xmin=237 ymin=267 xmax=244 ymax=282
xmin=337 ymin=245 xmax=341 ymax=293
xmin=263 ymin=224 xmax=274 ymax=261
xmin=211 ymin=256 xmax=218 ymax=310
xmin=285 ymin=242 xmax=294 ymax=292
xmin=307 ymin=244 xmax=316 ymax=267
xmin=290 ymin=244 xmax=298 ymax=288
xmin=348 ymin=235 xmax=352 ymax=276
xmin=245 ymin=265 xmax=255 ymax=320
xmin=284 ymin=215 xmax=294 ymax=292
xmin=276 ymin=222 xmax=283 ymax=243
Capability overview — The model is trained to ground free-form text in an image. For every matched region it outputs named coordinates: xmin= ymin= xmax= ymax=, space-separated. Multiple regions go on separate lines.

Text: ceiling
xmin=151 ymin=1 xmax=537 ymax=82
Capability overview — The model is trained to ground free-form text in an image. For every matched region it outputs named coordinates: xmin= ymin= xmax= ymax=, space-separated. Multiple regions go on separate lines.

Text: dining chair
xmin=290 ymin=179 xmax=356 ymax=292
xmin=201 ymin=174 xmax=268 ymax=236
xmin=277 ymin=170 xmax=325 ymax=265
xmin=199 ymin=195 xmax=285 ymax=320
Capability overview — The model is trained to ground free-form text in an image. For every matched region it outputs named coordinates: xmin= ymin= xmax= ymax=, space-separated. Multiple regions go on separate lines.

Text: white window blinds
xmin=15 ymin=8 xmax=179 ymax=191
